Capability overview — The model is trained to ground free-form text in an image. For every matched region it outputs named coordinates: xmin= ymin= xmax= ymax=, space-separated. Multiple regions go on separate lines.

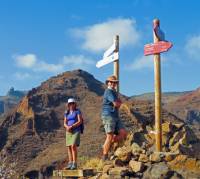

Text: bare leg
xmin=71 ymin=145 xmax=77 ymax=163
xmin=103 ymin=133 xmax=114 ymax=155
xmin=112 ymin=129 xmax=127 ymax=143
xmin=67 ymin=146 xmax=73 ymax=162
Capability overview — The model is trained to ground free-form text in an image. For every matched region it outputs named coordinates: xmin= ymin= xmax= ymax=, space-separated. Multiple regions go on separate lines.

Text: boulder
xmin=113 ymin=158 xmax=124 ymax=167
xmin=131 ymin=143 xmax=144 ymax=155
xmin=149 ymin=153 xmax=162 ymax=163
xmin=169 ymin=126 xmax=198 ymax=148
xmin=162 ymin=122 xmax=172 ymax=134
xmin=114 ymin=146 xmax=132 ymax=162
xmin=138 ymin=154 xmax=149 ymax=163
xmin=162 ymin=134 xmax=170 ymax=146
xmin=164 ymin=153 xmax=177 ymax=162
xmin=169 ymin=131 xmax=184 ymax=147
xmin=129 ymin=160 xmax=144 ymax=173
xmin=108 ymin=167 xmax=129 ymax=176
xmin=144 ymin=133 xmax=155 ymax=146
xmin=143 ymin=162 xmax=171 ymax=179
xmin=168 ymin=155 xmax=200 ymax=174
xmin=100 ymin=173 xmax=110 ymax=179
xmin=173 ymin=123 xmax=184 ymax=130
xmin=103 ymin=164 xmax=114 ymax=174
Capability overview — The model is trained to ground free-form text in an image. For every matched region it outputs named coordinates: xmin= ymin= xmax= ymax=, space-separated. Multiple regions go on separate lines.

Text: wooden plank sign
xmin=144 ymin=41 xmax=172 ymax=56
xmin=53 ymin=169 xmax=95 ymax=177
xmin=96 ymin=52 xmax=119 ymax=68
xmin=103 ymin=43 xmax=116 ymax=58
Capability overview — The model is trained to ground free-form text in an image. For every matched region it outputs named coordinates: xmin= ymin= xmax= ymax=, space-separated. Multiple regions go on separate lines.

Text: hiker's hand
xmin=114 ymin=99 xmax=122 ymax=108
xmin=66 ymin=126 xmax=72 ymax=132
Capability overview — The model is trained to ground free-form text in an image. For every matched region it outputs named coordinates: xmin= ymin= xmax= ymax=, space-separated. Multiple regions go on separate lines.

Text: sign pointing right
xmin=144 ymin=41 xmax=173 ymax=56
xmin=144 ymin=19 xmax=173 ymax=153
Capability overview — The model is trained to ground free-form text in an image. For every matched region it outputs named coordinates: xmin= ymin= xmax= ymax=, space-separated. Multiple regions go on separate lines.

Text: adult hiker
xmin=64 ymin=98 xmax=83 ymax=170
xmin=101 ymin=75 xmax=127 ymax=160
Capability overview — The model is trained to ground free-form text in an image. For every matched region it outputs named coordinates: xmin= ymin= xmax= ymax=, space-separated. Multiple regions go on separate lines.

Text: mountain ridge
xmin=0 ymin=69 xmax=200 ymax=178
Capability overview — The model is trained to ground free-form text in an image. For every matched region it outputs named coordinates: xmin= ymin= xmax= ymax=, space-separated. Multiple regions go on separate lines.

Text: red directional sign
xmin=144 ymin=41 xmax=173 ymax=56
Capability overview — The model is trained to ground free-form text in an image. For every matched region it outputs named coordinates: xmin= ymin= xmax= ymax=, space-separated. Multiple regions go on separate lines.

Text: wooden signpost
xmin=113 ymin=35 xmax=119 ymax=92
xmin=144 ymin=19 xmax=173 ymax=152
xmin=96 ymin=35 xmax=120 ymax=92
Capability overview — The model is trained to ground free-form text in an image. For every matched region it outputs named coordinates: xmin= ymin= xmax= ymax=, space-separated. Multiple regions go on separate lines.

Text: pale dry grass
xmin=80 ymin=157 xmax=104 ymax=171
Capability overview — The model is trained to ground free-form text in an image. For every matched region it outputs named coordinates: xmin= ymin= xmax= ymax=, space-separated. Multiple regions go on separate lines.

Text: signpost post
xmin=114 ymin=35 xmax=119 ymax=92
xmin=144 ymin=19 xmax=173 ymax=152
xmin=154 ymin=19 xmax=162 ymax=152
xmin=96 ymin=35 xmax=120 ymax=92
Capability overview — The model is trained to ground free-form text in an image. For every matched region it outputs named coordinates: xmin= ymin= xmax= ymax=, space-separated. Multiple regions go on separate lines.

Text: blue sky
xmin=0 ymin=0 xmax=200 ymax=96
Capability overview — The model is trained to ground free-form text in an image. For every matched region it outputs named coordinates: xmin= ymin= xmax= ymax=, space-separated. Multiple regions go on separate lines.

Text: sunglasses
xmin=109 ymin=81 xmax=118 ymax=84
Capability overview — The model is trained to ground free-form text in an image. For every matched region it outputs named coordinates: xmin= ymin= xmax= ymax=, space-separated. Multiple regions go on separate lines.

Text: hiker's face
xmin=108 ymin=81 xmax=117 ymax=89
xmin=68 ymin=102 xmax=75 ymax=110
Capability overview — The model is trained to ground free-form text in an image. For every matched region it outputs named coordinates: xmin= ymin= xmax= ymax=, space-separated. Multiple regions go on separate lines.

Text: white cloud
xmin=14 ymin=54 xmax=37 ymax=68
xmin=34 ymin=61 xmax=64 ymax=73
xmin=62 ymin=55 xmax=95 ymax=71
xmin=13 ymin=53 xmax=94 ymax=73
xmin=127 ymin=55 xmax=153 ymax=70
xmin=63 ymin=55 xmax=94 ymax=66
xmin=14 ymin=72 xmax=31 ymax=80
xmin=71 ymin=18 xmax=140 ymax=52
xmin=185 ymin=35 xmax=200 ymax=59
xmin=13 ymin=54 xmax=65 ymax=73
xmin=126 ymin=55 xmax=169 ymax=70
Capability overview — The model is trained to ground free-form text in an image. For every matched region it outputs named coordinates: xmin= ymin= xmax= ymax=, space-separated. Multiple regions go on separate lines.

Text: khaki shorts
xmin=66 ymin=131 xmax=80 ymax=147
xmin=102 ymin=116 xmax=125 ymax=134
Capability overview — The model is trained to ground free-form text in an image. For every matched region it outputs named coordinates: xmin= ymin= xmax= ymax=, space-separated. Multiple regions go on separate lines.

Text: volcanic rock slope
xmin=166 ymin=87 xmax=200 ymax=139
xmin=0 ymin=69 xmax=200 ymax=178
xmin=0 ymin=70 xmax=108 ymax=176
xmin=166 ymin=87 xmax=200 ymax=120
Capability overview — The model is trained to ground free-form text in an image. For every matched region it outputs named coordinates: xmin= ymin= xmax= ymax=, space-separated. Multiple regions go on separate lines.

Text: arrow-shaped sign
xmin=144 ymin=41 xmax=173 ymax=56
xmin=103 ymin=43 xmax=116 ymax=58
xmin=96 ymin=52 xmax=119 ymax=68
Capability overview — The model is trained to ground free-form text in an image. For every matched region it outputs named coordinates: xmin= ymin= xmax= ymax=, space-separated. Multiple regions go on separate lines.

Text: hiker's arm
xmin=64 ymin=117 xmax=68 ymax=128
xmin=113 ymin=99 xmax=122 ymax=108
xmin=64 ymin=117 xmax=72 ymax=132
xmin=71 ymin=114 xmax=82 ymax=128
xmin=107 ymin=90 xmax=121 ymax=108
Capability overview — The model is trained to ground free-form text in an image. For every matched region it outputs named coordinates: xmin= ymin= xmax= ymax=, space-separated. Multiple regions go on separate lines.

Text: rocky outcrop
xmin=0 ymin=70 xmax=109 ymax=178
xmin=0 ymin=70 xmax=200 ymax=178
xmin=91 ymin=99 xmax=200 ymax=179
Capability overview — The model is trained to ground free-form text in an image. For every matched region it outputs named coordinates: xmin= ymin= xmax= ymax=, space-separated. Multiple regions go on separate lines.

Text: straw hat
xmin=105 ymin=75 xmax=119 ymax=84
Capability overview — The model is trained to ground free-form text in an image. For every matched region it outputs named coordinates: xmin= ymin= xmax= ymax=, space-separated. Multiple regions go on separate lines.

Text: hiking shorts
xmin=102 ymin=116 xmax=125 ymax=134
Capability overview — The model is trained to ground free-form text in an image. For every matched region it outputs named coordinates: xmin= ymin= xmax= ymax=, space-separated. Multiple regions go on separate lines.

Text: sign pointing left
xmin=103 ymin=43 xmax=116 ymax=58
xmin=96 ymin=52 xmax=119 ymax=68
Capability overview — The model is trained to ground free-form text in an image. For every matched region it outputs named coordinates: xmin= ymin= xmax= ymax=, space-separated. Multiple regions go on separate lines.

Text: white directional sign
xmin=96 ymin=52 xmax=119 ymax=68
xmin=103 ymin=43 xmax=116 ymax=58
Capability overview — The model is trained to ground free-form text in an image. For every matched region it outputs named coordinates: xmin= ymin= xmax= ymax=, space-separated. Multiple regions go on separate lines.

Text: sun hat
xmin=105 ymin=75 xmax=119 ymax=84
xmin=67 ymin=98 xmax=76 ymax=104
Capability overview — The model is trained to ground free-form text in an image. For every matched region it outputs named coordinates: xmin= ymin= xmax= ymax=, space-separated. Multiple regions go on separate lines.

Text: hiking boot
xmin=65 ymin=162 xmax=72 ymax=169
xmin=70 ymin=162 xmax=77 ymax=170
xmin=102 ymin=154 xmax=109 ymax=161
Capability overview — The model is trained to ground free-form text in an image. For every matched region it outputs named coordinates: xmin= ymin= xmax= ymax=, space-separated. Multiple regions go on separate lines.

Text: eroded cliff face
xmin=0 ymin=69 xmax=107 ymax=177
xmin=0 ymin=69 xmax=200 ymax=179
